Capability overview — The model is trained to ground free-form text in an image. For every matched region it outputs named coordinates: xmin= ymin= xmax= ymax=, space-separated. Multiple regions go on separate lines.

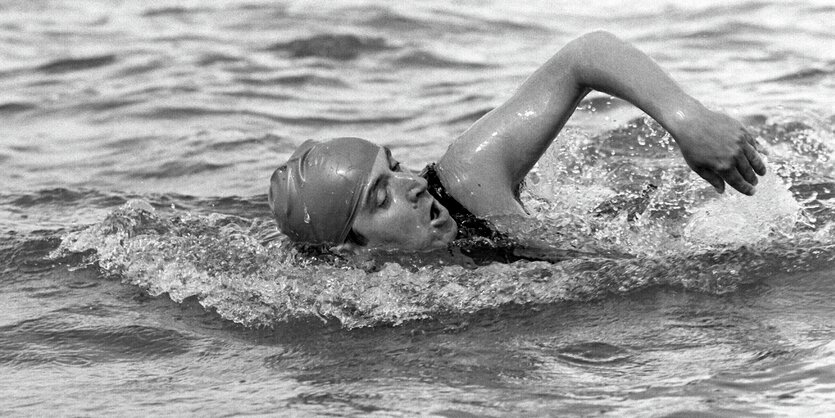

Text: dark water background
xmin=1 ymin=0 xmax=834 ymax=415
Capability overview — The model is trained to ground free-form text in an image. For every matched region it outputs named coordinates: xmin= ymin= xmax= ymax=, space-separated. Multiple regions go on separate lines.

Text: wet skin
xmin=274 ymin=31 xmax=767 ymax=250
xmin=347 ymin=147 xmax=458 ymax=251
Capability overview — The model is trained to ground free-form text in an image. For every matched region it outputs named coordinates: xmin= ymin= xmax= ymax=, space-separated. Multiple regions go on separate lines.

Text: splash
xmin=48 ymin=120 xmax=835 ymax=329
xmin=684 ymin=169 xmax=801 ymax=247
xmin=49 ymin=200 xmax=832 ymax=330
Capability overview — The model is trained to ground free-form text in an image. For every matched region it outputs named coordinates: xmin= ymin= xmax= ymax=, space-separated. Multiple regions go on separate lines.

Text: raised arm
xmin=437 ymin=30 xmax=765 ymax=217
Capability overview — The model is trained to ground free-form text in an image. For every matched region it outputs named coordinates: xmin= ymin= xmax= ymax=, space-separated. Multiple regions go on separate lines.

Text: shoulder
xmin=436 ymin=152 xmax=527 ymax=218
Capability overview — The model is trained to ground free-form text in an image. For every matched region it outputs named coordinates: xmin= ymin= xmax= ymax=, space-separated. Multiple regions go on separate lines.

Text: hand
xmin=671 ymin=106 xmax=766 ymax=195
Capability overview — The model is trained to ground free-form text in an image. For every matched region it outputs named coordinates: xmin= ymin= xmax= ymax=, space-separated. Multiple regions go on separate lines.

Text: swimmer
xmin=268 ymin=31 xmax=766 ymax=253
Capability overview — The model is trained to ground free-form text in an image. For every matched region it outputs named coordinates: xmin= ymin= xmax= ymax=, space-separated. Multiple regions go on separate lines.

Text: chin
xmin=417 ymin=234 xmax=453 ymax=251
xmin=431 ymin=223 xmax=458 ymax=249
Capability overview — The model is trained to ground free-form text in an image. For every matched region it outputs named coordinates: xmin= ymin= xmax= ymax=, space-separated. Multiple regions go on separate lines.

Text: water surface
xmin=1 ymin=0 xmax=834 ymax=415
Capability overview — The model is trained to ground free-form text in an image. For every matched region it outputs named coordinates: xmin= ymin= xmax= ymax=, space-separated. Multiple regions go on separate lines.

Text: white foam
xmin=684 ymin=169 xmax=801 ymax=247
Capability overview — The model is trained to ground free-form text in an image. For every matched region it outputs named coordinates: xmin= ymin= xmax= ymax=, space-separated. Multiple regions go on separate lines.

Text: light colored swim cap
xmin=268 ymin=137 xmax=381 ymax=245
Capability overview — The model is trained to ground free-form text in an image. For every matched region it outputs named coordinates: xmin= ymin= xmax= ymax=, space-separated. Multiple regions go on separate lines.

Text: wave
xmin=1 ymin=188 xmax=130 ymax=207
xmin=359 ymin=7 xmax=549 ymax=37
xmin=267 ymin=34 xmax=392 ymax=61
xmin=141 ymin=7 xmax=212 ymax=17
xmin=0 ymin=312 xmax=192 ymax=367
xmin=0 ymin=102 xmax=37 ymax=114
xmin=36 ymin=55 xmax=117 ymax=74
xmin=206 ymin=133 xmax=292 ymax=152
xmin=125 ymin=105 xmax=413 ymax=127
xmin=235 ymin=74 xmax=348 ymax=87
xmin=762 ymin=68 xmax=832 ymax=84
xmin=391 ymin=50 xmax=488 ymax=69
xmin=118 ymin=161 xmax=232 ymax=180
xmin=46 ymin=179 xmax=834 ymax=329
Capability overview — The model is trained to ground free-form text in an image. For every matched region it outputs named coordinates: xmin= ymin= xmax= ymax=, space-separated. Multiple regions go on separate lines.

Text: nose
xmin=393 ymin=171 xmax=428 ymax=202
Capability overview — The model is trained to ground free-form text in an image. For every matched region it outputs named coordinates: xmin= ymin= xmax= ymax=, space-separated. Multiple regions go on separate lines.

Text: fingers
xmin=727 ymin=140 xmax=765 ymax=195
xmin=688 ymin=126 xmax=767 ymax=196
xmin=697 ymin=164 xmax=758 ymax=196
xmin=742 ymin=131 xmax=768 ymax=174
xmin=720 ymin=167 xmax=755 ymax=196
xmin=695 ymin=167 xmax=725 ymax=194
xmin=743 ymin=130 xmax=757 ymax=146
xmin=742 ymin=141 xmax=767 ymax=175
xmin=735 ymin=153 xmax=758 ymax=186
xmin=752 ymin=138 xmax=769 ymax=155
xmin=744 ymin=131 xmax=768 ymax=153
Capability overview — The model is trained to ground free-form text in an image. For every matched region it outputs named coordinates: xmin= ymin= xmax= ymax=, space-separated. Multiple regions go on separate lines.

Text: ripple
xmin=362 ymin=10 xmax=434 ymax=32
xmin=679 ymin=21 xmax=773 ymax=39
xmin=5 ymin=188 xmax=128 ymax=207
xmin=84 ymin=98 xmax=142 ymax=112
xmin=218 ymin=90 xmax=298 ymax=102
xmin=686 ymin=1 xmax=772 ymax=19
xmin=235 ymin=74 xmax=347 ymax=87
xmin=0 ymin=317 xmax=193 ymax=366
xmin=392 ymin=50 xmax=487 ymax=69
xmin=195 ymin=195 xmax=271 ymax=219
xmin=207 ymin=133 xmax=293 ymax=152
xmin=36 ymin=54 xmax=117 ymax=74
xmin=359 ymin=7 xmax=547 ymax=36
xmin=763 ymin=68 xmax=831 ymax=84
xmin=0 ymin=102 xmax=37 ymax=114
xmin=113 ymin=59 xmax=165 ymax=77
xmin=264 ymin=113 xmax=413 ymax=126
xmin=554 ymin=342 xmax=631 ymax=365
xmin=141 ymin=7 xmax=212 ymax=17
xmin=267 ymin=34 xmax=391 ymax=61
xmin=4 ymin=235 xmax=62 ymax=274
xmin=125 ymin=161 xmax=232 ymax=179
xmin=133 ymin=106 xmax=231 ymax=120
xmin=196 ymin=53 xmax=241 ymax=66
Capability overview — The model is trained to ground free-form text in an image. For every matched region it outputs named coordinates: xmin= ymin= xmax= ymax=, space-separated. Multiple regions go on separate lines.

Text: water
xmin=2 ymin=0 xmax=834 ymax=415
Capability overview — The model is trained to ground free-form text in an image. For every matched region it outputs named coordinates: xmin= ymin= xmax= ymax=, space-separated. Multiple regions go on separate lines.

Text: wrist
xmin=660 ymin=98 xmax=707 ymax=142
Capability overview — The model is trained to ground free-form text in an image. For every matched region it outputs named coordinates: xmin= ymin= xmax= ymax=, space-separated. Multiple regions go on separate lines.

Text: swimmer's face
xmin=347 ymin=147 xmax=458 ymax=251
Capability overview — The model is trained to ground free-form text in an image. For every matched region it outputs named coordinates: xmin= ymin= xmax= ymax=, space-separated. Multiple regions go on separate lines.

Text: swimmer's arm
xmin=439 ymin=30 xmax=765 ymax=217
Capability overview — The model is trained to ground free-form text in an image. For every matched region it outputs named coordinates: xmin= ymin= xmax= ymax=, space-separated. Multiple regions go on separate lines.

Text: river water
xmin=1 ymin=0 xmax=834 ymax=416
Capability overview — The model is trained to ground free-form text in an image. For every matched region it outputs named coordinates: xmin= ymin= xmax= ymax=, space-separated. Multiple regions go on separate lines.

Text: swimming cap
xmin=268 ymin=137 xmax=381 ymax=245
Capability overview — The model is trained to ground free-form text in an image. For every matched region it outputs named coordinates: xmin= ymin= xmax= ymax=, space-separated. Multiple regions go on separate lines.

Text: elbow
xmin=570 ymin=30 xmax=621 ymax=49
xmin=583 ymin=29 xmax=619 ymax=39
xmin=560 ymin=30 xmax=623 ymax=79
